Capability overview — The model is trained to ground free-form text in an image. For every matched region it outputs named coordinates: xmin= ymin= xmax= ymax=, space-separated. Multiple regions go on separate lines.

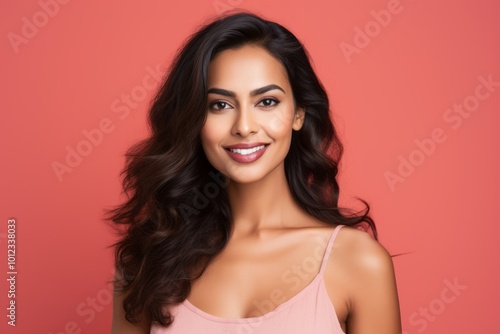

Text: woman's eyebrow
xmin=251 ymin=84 xmax=286 ymax=96
xmin=207 ymin=84 xmax=286 ymax=97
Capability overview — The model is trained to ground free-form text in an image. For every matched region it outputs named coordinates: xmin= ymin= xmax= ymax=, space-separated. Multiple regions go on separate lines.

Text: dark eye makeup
xmin=208 ymin=98 xmax=280 ymax=111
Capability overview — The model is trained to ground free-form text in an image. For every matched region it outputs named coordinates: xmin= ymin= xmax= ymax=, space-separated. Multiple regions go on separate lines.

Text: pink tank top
xmin=151 ymin=224 xmax=346 ymax=334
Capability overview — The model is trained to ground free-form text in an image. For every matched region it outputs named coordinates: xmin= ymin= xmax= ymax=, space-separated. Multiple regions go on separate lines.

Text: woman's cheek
xmin=267 ymin=108 xmax=295 ymax=133
xmin=201 ymin=121 xmax=221 ymax=156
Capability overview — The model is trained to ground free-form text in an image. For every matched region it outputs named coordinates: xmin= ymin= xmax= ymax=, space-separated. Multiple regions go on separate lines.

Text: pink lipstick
xmin=224 ymin=142 xmax=269 ymax=163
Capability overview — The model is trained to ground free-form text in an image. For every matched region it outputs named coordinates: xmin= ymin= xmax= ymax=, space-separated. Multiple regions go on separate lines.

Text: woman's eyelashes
xmin=258 ymin=98 xmax=280 ymax=108
xmin=208 ymin=98 xmax=281 ymax=111
xmin=208 ymin=100 xmax=231 ymax=111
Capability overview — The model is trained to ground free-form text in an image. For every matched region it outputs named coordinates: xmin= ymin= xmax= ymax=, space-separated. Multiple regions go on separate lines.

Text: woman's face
xmin=201 ymin=44 xmax=305 ymax=184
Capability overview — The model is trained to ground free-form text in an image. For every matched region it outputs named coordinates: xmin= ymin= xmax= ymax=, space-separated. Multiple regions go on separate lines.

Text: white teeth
xmin=229 ymin=145 xmax=266 ymax=155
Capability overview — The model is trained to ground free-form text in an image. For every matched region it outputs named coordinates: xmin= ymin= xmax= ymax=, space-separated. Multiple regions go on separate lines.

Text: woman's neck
xmin=226 ymin=163 xmax=304 ymax=236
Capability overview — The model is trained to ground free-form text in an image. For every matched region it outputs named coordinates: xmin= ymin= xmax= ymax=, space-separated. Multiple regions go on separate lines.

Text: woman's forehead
xmin=207 ymin=45 xmax=290 ymax=92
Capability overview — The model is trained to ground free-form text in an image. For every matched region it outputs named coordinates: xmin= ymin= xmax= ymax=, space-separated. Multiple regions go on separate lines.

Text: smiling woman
xmin=201 ymin=45 xmax=304 ymax=181
xmin=105 ymin=11 xmax=402 ymax=334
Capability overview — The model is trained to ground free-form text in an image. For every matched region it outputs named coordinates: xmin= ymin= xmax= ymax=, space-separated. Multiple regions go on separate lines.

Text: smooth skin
xmin=111 ymin=44 xmax=402 ymax=333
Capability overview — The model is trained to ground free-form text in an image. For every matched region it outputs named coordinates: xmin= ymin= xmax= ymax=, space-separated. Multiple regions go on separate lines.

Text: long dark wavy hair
xmin=105 ymin=10 xmax=383 ymax=328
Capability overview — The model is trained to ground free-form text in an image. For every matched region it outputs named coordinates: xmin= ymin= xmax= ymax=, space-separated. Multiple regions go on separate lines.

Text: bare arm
xmin=346 ymin=230 xmax=402 ymax=333
xmin=110 ymin=271 xmax=150 ymax=334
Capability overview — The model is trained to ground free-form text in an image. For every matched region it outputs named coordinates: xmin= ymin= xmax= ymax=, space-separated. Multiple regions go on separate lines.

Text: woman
xmin=108 ymin=11 xmax=402 ymax=334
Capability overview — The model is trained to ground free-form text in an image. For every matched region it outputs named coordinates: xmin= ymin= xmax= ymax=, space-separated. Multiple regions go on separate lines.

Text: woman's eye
xmin=258 ymin=98 xmax=280 ymax=108
xmin=209 ymin=101 xmax=231 ymax=111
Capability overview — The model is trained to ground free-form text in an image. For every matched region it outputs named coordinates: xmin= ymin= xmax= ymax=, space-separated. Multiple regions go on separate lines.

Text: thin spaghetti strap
xmin=319 ymin=225 xmax=344 ymax=275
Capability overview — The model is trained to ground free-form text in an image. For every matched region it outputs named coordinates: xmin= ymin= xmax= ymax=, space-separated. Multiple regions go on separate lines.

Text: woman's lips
xmin=225 ymin=144 xmax=269 ymax=163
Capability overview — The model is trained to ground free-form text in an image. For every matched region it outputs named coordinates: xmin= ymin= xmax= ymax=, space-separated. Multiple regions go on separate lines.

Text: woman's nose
xmin=231 ymin=105 xmax=258 ymax=137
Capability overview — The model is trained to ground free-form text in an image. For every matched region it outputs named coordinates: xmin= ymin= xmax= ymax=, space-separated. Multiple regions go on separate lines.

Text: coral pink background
xmin=1 ymin=1 xmax=499 ymax=333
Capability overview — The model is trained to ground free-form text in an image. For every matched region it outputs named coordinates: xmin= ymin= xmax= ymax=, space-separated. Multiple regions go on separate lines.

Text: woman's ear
xmin=292 ymin=107 xmax=305 ymax=131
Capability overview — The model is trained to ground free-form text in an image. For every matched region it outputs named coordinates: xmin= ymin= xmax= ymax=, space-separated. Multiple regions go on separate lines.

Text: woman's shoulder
xmin=332 ymin=225 xmax=394 ymax=274
xmin=326 ymin=225 xmax=402 ymax=330
xmin=324 ymin=225 xmax=398 ymax=314
xmin=294 ymin=221 xmax=393 ymax=273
